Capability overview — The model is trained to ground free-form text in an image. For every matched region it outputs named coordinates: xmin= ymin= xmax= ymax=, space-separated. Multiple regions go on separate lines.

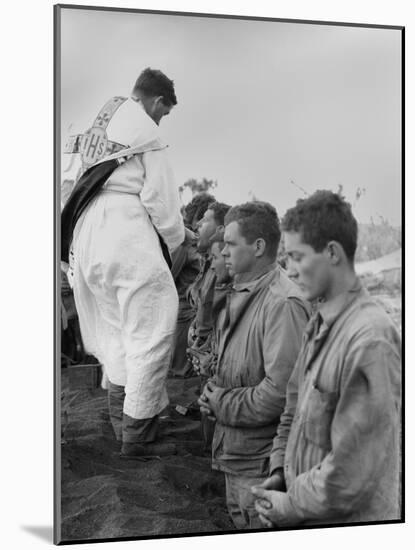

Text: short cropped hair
xmin=132 ymin=67 xmax=177 ymax=106
xmin=225 ymin=201 xmax=281 ymax=260
xmin=208 ymin=202 xmax=231 ymax=227
xmin=209 ymin=227 xmax=225 ymax=248
xmin=282 ymin=190 xmax=358 ymax=260
xmin=183 ymin=192 xmax=216 ymax=227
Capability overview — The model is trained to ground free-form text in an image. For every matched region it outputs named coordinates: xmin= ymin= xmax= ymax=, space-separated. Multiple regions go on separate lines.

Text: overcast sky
xmin=60 ymin=7 xmax=402 ymax=225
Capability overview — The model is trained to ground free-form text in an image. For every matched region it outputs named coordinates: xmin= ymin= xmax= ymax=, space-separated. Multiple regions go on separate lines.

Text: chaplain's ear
xmin=153 ymin=95 xmax=165 ymax=107
xmin=254 ymin=238 xmax=267 ymax=257
xmin=325 ymin=241 xmax=345 ymax=265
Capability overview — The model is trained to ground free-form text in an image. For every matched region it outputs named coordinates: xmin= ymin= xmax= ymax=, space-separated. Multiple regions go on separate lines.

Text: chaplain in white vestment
xmin=68 ymin=69 xmax=185 ymax=456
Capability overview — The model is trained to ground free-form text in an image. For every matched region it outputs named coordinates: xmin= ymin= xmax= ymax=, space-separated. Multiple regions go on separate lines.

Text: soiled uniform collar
xmin=233 ymin=262 xmax=277 ymax=291
xmin=317 ymin=277 xmax=363 ymax=330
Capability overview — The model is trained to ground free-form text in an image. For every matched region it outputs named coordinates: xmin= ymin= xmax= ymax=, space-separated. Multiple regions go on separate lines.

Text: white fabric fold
xmin=70 ymin=96 xmax=184 ymax=419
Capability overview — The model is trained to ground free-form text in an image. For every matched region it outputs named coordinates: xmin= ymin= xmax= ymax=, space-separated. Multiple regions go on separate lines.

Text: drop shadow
xmin=21 ymin=525 xmax=53 ymax=543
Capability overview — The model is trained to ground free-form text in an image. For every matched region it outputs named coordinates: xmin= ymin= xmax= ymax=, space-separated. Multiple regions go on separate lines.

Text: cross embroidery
xmin=95 ymin=113 xmax=111 ymax=127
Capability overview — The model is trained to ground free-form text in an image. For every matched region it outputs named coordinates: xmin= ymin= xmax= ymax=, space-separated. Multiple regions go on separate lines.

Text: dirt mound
xmin=60 ymin=372 xmax=234 ymax=542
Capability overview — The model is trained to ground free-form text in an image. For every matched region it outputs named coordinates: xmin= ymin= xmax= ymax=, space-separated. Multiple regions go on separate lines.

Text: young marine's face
xmin=210 ymin=242 xmax=231 ymax=284
xmin=284 ymin=231 xmax=332 ymax=302
xmin=222 ymin=221 xmax=257 ymax=276
xmin=197 ymin=209 xmax=218 ymax=252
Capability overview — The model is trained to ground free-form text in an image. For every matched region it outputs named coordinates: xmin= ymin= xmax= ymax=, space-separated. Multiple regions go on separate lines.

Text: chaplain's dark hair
xmin=132 ymin=67 xmax=177 ymax=106
xmin=225 ymin=201 xmax=281 ymax=260
xmin=282 ymin=190 xmax=358 ymax=260
xmin=184 ymin=192 xmax=216 ymax=228
xmin=207 ymin=202 xmax=231 ymax=227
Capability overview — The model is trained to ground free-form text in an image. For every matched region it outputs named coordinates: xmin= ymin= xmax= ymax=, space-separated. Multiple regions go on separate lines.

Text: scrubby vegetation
xmin=277 ymin=220 xmax=401 ymax=271
xmin=355 ymin=219 xmax=401 ymax=262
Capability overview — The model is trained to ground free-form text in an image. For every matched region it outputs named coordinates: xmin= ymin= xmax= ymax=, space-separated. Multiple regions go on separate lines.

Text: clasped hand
xmin=197 ymin=379 xmax=220 ymax=419
xmin=250 ymin=471 xmax=286 ymax=528
xmin=186 ymin=346 xmax=212 ymax=376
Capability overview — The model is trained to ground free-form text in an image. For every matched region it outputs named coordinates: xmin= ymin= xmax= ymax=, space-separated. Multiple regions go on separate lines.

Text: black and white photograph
xmin=4 ymin=1 xmax=410 ymax=549
xmin=55 ymin=3 xmax=404 ymax=545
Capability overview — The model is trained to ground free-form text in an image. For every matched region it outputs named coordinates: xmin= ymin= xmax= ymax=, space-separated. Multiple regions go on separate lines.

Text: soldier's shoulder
xmin=348 ymin=291 xmax=400 ymax=337
xmin=269 ymin=267 xmax=305 ymax=300
xmin=267 ymin=267 xmax=311 ymax=316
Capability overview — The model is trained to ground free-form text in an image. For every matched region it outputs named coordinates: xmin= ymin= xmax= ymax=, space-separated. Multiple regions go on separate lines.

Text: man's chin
xmin=305 ymin=291 xmax=320 ymax=303
xmin=196 ymin=242 xmax=208 ymax=254
xmin=217 ymin=274 xmax=233 ymax=284
xmin=297 ymin=286 xmax=313 ymax=301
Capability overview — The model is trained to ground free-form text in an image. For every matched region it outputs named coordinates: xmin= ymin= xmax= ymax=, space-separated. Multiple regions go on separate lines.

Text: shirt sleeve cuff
xmin=209 ymin=387 xmax=228 ymax=417
xmin=269 ymin=451 xmax=285 ymax=473
xmin=273 ymin=491 xmax=304 ymax=527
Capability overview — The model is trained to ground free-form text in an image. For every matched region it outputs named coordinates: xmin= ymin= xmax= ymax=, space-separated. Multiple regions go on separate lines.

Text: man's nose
xmin=221 ymin=245 xmax=229 ymax=257
xmin=286 ymin=260 xmax=298 ymax=279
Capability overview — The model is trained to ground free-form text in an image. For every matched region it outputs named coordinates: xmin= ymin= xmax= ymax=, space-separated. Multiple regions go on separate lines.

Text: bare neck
xmin=324 ymin=264 xmax=357 ymax=302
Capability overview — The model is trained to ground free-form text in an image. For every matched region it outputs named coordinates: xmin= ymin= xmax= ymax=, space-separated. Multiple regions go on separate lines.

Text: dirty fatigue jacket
xmin=210 ymin=265 xmax=310 ymax=476
xmin=269 ymin=281 xmax=401 ymax=526
xmin=188 ymin=255 xmax=217 ymax=343
xmin=170 ymin=241 xmax=201 ymax=377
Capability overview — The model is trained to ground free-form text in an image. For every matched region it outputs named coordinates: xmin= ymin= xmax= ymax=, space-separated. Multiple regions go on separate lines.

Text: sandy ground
xmin=60 ymin=373 xmax=235 ymax=542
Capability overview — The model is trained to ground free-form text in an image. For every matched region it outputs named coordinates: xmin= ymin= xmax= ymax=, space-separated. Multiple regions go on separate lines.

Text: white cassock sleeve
xmin=140 ymin=149 xmax=185 ymax=252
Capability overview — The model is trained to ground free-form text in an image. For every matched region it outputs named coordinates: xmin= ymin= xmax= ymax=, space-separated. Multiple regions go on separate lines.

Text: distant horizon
xmin=177 ymin=181 xmax=402 ymax=228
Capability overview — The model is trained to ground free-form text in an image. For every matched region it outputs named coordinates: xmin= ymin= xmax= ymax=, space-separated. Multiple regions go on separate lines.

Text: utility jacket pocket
xmin=302 ymin=386 xmax=337 ymax=450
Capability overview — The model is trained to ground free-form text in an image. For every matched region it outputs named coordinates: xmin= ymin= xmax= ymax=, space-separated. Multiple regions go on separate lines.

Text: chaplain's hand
xmin=251 ymin=486 xmax=287 ymax=528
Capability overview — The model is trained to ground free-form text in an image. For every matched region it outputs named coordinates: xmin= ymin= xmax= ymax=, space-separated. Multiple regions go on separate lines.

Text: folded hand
xmin=251 ymin=486 xmax=287 ymax=528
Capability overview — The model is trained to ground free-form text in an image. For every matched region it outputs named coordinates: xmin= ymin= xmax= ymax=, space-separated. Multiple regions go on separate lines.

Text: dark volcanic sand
xmin=60 ymin=373 xmax=234 ymax=542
